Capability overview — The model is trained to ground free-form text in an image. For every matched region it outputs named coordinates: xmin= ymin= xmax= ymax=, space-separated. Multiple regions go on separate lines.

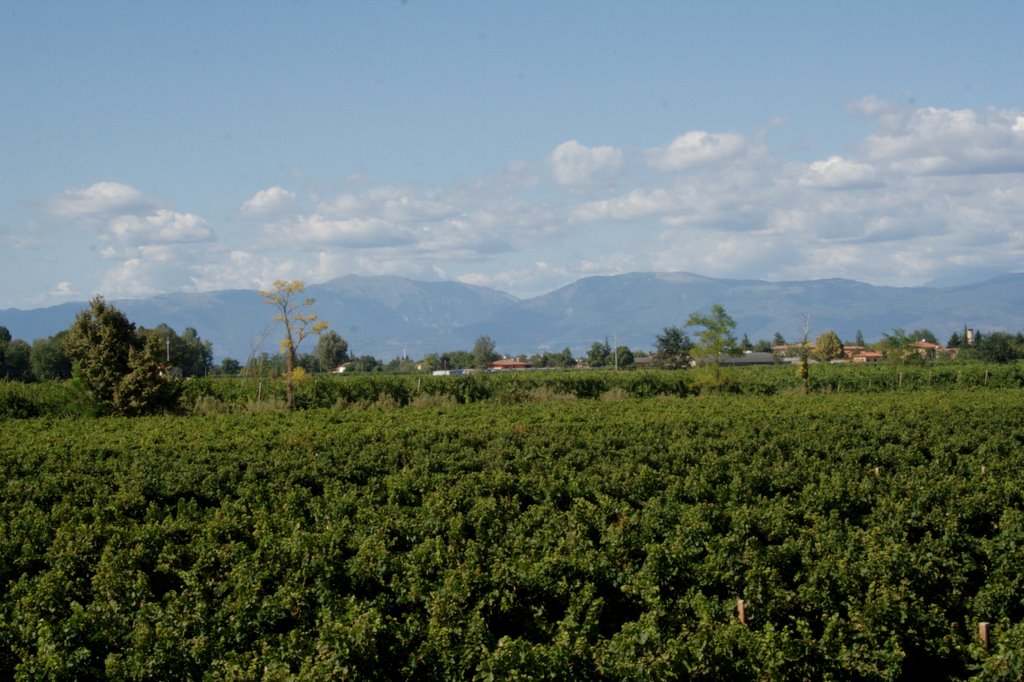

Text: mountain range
xmin=1 ymin=272 xmax=1022 ymax=361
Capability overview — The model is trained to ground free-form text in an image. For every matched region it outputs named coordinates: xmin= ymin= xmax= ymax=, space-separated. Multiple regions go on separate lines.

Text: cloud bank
xmin=23 ymin=99 xmax=1024 ymax=304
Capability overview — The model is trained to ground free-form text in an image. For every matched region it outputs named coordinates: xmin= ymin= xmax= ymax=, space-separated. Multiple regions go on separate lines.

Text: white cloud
xmin=862 ymin=105 xmax=1024 ymax=175
xmin=107 ymin=209 xmax=214 ymax=244
xmin=241 ymin=186 xmax=295 ymax=215
xmin=845 ymin=95 xmax=893 ymax=118
xmin=319 ymin=186 xmax=458 ymax=222
xmin=572 ymin=188 xmax=679 ymax=222
xmin=96 ymin=243 xmax=225 ymax=299
xmin=48 ymin=281 xmax=75 ymax=298
xmin=270 ymin=214 xmax=415 ymax=248
xmin=799 ymin=156 xmax=882 ymax=190
xmin=549 ymin=140 xmax=623 ymax=187
xmin=645 ymin=131 xmax=745 ymax=171
xmin=51 ymin=181 xmax=151 ymax=218
xmin=25 ymin=101 xmax=1024 ymax=308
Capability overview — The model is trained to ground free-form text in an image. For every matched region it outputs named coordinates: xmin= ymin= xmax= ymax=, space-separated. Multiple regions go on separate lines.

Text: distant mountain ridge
xmin=1 ymin=272 xmax=1022 ymax=361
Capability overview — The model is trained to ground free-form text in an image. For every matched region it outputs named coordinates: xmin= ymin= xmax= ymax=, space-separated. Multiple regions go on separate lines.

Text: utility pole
xmin=614 ymin=333 xmax=618 ymax=371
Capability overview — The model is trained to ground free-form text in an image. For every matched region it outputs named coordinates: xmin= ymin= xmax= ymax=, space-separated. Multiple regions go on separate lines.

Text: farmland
xmin=2 ymin=384 xmax=1024 ymax=678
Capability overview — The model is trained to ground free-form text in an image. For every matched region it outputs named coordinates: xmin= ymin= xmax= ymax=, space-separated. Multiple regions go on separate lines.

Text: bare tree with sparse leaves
xmin=260 ymin=280 xmax=328 ymax=408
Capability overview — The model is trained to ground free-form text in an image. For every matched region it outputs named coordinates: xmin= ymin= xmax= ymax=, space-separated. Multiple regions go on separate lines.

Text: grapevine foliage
xmin=1 ymin=390 xmax=1024 ymax=679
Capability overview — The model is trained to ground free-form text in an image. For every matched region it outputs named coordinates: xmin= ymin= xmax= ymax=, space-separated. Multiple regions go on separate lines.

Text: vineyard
xmin=3 ymin=389 xmax=1024 ymax=679
xmin=3 ymin=361 xmax=1023 ymax=419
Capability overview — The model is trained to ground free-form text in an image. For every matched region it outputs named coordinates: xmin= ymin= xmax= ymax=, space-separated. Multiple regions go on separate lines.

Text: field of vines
xmin=3 ymin=389 xmax=1024 ymax=679
xmin=2 ymin=361 xmax=1023 ymax=419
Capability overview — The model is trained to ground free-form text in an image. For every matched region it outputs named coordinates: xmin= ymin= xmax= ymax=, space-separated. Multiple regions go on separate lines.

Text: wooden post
xmin=737 ymin=598 xmax=747 ymax=625
xmin=978 ymin=621 xmax=991 ymax=648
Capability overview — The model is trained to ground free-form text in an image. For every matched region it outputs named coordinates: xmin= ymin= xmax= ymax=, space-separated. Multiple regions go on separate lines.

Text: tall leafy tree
xmin=472 ymin=335 xmax=499 ymax=369
xmin=686 ymin=303 xmax=738 ymax=366
xmin=654 ymin=326 xmax=692 ymax=369
xmin=315 ymin=331 xmax=349 ymax=372
xmin=140 ymin=324 xmax=214 ymax=377
xmin=65 ymin=297 xmax=140 ymax=411
xmin=970 ymin=331 xmax=1021 ymax=363
xmin=260 ymin=280 xmax=328 ymax=408
xmin=65 ymin=297 xmax=178 ymax=414
xmin=0 ymin=325 xmax=9 ymax=376
xmin=1 ymin=339 xmax=32 ymax=381
xmin=586 ymin=340 xmax=612 ymax=368
xmin=30 ymin=332 xmax=72 ymax=381
xmin=813 ymin=330 xmax=845 ymax=362
xmin=180 ymin=327 xmax=214 ymax=377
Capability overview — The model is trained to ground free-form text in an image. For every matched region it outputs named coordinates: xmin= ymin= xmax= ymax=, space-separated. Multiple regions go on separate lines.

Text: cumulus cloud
xmin=799 ymin=156 xmax=882 ymax=190
xmin=241 ymin=186 xmax=295 ymax=215
xmin=96 ymin=243 xmax=227 ymax=299
xmin=549 ymin=140 xmax=623 ymax=187
xmin=572 ymin=188 xmax=680 ymax=222
xmin=645 ymin=131 xmax=745 ymax=171
xmin=107 ymin=209 xmax=214 ymax=244
xmin=319 ymin=186 xmax=458 ymax=222
xmin=862 ymin=105 xmax=1024 ymax=175
xmin=51 ymin=181 xmax=151 ymax=218
xmin=27 ymin=100 xmax=1024 ymax=308
xmin=270 ymin=215 xmax=415 ymax=248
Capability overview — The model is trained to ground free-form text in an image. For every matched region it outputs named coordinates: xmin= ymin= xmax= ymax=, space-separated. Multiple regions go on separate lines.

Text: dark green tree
xmin=909 ymin=328 xmax=938 ymax=345
xmin=315 ymin=331 xmax=349 ymax=372
xmin=654 ymin=326 xmax=692 ymax=369
xmin=30 ymin=332 xmax=72 ymax=381
xmin=65 ymin=297 xmax=140 ymax=412
xmin=472 ymin=336 xmax=499 ymax=369
xmin=115 ymin=339 xmax=182 ymax=416
xmin=970 ymin=332 xmax=1021 ymax=363
xmin=218 ymin=357 xmax=242 ymax=375
xmin=65 ymin=297 xmax=178 ymax=414
xmin=0 ymin=325 xmax=9 ymax=377
xmin=180 ymin=327 xmax=214 ymax=377
xmin=586 ymin=340 xmax=612 ymax=368
xmin=346 ymin=355 xmax=383 ymax=373
xmin=2 ymin=339 xmax=32 ymax=381
xmin=139 ymin=324 xmax=213 ymax=377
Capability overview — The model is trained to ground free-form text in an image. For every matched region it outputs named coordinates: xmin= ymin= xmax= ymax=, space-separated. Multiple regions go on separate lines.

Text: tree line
xmin=3 ymin=285 xmax=1023 ymax=415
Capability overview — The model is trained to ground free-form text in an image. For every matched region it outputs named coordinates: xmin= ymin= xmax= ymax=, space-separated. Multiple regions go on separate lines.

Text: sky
xmin=2 ymin=1 xmax=1023 ymax=310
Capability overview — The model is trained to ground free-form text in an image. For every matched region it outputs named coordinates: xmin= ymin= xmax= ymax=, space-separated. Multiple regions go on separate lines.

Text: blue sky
xmin=2 ymin=1 xmax=1023 ymax=309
